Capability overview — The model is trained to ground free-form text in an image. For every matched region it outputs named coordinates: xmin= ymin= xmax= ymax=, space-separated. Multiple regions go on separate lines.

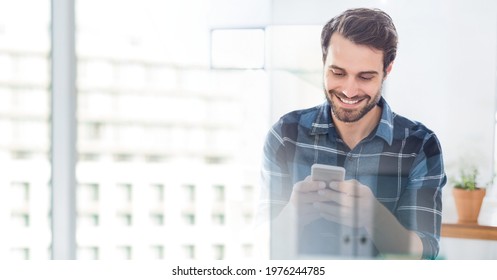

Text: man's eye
xmin=360 ymin=76 xmax=373 ymax=80
xmin=332 ymin=72 xmax=344 ymax=76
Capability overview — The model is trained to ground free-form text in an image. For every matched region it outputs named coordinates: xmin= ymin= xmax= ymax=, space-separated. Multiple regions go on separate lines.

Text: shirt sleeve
xmin=257 ymin=121 xmax=293 ymax=224
xmin=395 ymin=133 xmax=447 ymax=259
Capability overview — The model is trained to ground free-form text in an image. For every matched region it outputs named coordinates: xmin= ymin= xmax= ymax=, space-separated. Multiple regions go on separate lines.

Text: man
xmin=261 ymin=8 xmax=446 ymax=259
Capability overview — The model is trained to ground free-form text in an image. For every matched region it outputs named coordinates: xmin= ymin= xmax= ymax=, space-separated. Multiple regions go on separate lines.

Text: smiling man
xmin=261 ymin=8 xmax=446 ymax=259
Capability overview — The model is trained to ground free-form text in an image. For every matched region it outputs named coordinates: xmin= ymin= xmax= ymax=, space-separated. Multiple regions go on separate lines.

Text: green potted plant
xmin=452 ymin=168 xmax=487 ymax=224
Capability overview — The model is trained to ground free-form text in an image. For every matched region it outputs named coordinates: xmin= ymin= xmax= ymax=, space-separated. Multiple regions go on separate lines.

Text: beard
xmin=325 ymin=87 xmax=382 ymax=123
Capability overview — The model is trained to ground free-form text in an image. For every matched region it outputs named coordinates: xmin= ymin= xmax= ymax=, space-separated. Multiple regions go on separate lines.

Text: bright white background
xmin=1 ymin=0 xmax=497 ymax=262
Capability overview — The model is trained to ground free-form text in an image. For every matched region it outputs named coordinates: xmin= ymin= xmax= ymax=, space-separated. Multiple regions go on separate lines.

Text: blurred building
xmin=0 ymin=0 xmax=270 ymax=260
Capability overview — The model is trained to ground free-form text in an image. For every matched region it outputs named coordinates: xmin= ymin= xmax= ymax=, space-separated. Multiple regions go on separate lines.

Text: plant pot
xmin=453 ymin=188 xmax=486 ymax=224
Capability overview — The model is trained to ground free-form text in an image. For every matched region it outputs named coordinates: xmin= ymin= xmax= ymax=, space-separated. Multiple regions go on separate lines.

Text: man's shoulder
xmin=268 ymin=103 xmax=328 ymax=142
xmin=392 ymin=113 xmax=436 ymax=141
xmin=275 ymin=103 xmax=326 ymax=129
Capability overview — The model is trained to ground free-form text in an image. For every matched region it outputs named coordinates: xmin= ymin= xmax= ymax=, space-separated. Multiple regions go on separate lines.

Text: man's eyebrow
xmin=358 ymin=71 xmax=379 ymax=75
xmin=329 ymin=65 xmax=379 ymax=75
xmin=329 ymin=65 xmax=345 ymax=71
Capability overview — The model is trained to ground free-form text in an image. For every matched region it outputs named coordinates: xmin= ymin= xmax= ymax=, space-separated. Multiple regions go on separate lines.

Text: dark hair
xmin=321 ymin=8 xmax=398 ymax=75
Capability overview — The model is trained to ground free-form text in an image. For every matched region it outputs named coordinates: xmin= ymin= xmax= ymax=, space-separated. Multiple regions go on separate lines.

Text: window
xmin=150 ymin=184 xmax=164 ymax=203
xmin=116 ymin=183 xmax=132 ymax=205
xmin=213 ymin=185 xmax=225 ymax=202
xmin=182 ymin=213 xmax=195 ymax=226
xmin=150 ymin=245 xmax=164 ymax=260
xmin=116 ymin=246 xmax=132 ymax=260
xmin=242 ymin=244 xmax=253 ymax=258
xmin=11 ymin=213 xmax=30 ymax=227
xmin=242 ymin=212 xmax=253 ymax=225
xmin=78 ymin=213 xmax=99 ymax=227
xmin=212 ymin=213 xmax=225 ymax=225
xmin=78 ymin=153 xmax=100 ymax=162
xmin=117 ymin=213 xmax=132 ymax=226
xmin=242 ymin=185 xmax=254 ymax=201
xmin=182 ymin=245 xmax=195 ymax=260
xmin=210 ymin=29 xmax=265 ymax=69
xmin=78 ymin=247 xmax=99 ymax=260
xmin=183 ymin=184 xmax=195 ymax=203
xmin=10 ymin=248 xmax=30 ymax=260
xmin=10 ymin=182 xmax=30 ymax=209
xmin=114 ymin=153 xmax=134 ymax=162
xmin=82 ymin=122 xmax=103 ymax=140
xmin=150 ymin=213 xmax=164 ymax=226
xmin=78 ymin=183 xmax=99 ymax=205
xmin=213 ymin=244 xmax=225 ymax=260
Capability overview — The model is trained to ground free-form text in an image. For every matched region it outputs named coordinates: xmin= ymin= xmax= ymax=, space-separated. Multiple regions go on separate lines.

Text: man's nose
xmin=342 ymin=78 xmax=359 ymax=98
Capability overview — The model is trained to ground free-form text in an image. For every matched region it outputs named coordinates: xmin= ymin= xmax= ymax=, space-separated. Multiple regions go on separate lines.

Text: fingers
xmin=318 ymin=211 xmax=343 ymax=225
xmin=291 ymin=178 xmax=376 ymax=228
xmin=291 ymin=176 xmax=328 ymax=204
xmin=319 ymin=212 xmax=361 ymax=228
xmin=313 ymin=201 xmax=354 ymax=217
xmin=293 ymin=179 xmax=362 ymax=205
xmin=328 ymin=180 xmax=362 ymax=196
xmin=314 ymin=201 xmax=371 ymax=228
xmin=294 ymin=176 xmax=326 ymax=193
xmin=294 ymin=200 xmax=325 ymax=227
xmin=316 ymin=189 xmax=356 ymax=207
xmin=314 ymin=202 xmax=357 ymax=227
xmin=291 ymin=178 xmax=372 ymax=208
xmin=297 ymin=192 xmax=331 ymax=204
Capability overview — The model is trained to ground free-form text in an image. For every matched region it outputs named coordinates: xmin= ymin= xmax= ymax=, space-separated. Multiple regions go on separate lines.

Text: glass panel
xmin=0 ymin=0 xmax=51 ymax=259
xmin=75 ymin=0 xmax=269 ymax=260
xmin=266 ymin=25 xmax=324 ymax=122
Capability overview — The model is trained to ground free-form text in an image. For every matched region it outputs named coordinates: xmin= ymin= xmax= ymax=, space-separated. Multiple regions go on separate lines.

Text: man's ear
xmin=384 ymin=61 xmax=394 ymax=80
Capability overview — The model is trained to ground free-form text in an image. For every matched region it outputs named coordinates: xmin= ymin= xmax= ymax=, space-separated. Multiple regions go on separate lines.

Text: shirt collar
xmin=310 ymin=97 xmax=394 ymax=146
xmin=310 ymin=102 xmax=333 ymax=135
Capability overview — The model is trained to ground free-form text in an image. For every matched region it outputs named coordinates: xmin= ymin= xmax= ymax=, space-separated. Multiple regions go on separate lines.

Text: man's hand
xmin=285 ymin=176 xmax=330 ymax=228
xmin=278 ymin=177 xmax=423 ymax=258
xmin=312 ymin=179 xmax=424 ymax=258
xmin=313 ymin=179 xmax=377 ymax=229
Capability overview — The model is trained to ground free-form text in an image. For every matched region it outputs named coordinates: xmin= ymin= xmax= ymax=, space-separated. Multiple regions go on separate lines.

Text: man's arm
xmin=258 ymin=122 xmax=330 ymax=259
xmin=395 ymin=133 xmax=446 ymax=259
xmin=258 ymin=125 xmax=292 ymax=223
xmin=315 ymin=134 xmax=446 ymax=259
xmin=315 ymin=180 xmax=424 ymax=258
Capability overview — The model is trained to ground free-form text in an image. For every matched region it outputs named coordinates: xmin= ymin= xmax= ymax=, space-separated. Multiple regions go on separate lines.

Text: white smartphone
xmin=311 ymin=164 xmax=346 ymax=183
xmin=309 ymin=164 xmax=373 ymax=258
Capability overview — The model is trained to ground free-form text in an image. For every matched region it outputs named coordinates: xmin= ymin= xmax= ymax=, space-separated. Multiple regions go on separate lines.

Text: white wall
xmin=385 ymin=0 xmax=497 ymax=186
xmin=383 ymin=2 xmax=497 ymax=260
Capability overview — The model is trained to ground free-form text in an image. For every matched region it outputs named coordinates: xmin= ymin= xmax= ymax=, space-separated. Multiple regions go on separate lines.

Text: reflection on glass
xmin=75 ymin=0 xmax=268 ymax=260
xmin=0 ymin=0 xmax=321 ymax=261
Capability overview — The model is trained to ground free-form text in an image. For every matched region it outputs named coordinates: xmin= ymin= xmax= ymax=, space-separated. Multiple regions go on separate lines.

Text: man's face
xmin=323 ymin=33 xmax=391 ymax=123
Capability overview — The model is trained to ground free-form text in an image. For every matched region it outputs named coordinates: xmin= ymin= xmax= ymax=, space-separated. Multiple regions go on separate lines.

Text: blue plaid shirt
xmin=261 ymin=97 xmax=446 ymax=259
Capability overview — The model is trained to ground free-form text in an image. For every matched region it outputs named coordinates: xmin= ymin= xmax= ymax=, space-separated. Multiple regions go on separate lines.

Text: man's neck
xmin=333 ymin=105 xmax=382 ymax=150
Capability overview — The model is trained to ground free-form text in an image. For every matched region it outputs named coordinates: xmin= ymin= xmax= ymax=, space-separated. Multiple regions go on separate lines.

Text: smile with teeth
xmin=339 ymin=97 xmax=362 ymax=105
